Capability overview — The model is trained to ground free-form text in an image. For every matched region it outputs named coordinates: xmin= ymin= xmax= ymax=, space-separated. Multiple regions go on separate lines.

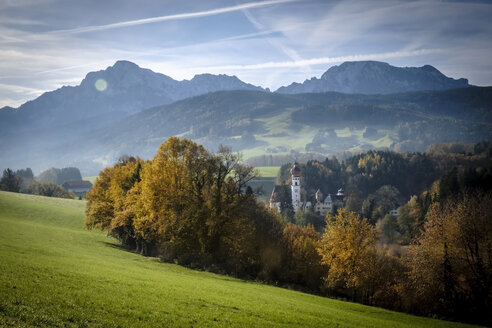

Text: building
xmin=269 ymin=185 xmax=281 ymax=212
xmin=269 ymin=162 xmax=306 ymax=212
xmin=62 ymin=180 xmax=93 ymax=193
xmin=314 ymin=189 xmax=333 ymax=216
xmin=291 ymin=162 xmax=302 ymax=212
xmin=269 ymin=162 xmax=344 ymax=214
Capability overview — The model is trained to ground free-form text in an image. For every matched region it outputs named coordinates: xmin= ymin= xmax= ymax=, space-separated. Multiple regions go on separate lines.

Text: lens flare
xmin=94 ymin=79 xmax=107 ymax=91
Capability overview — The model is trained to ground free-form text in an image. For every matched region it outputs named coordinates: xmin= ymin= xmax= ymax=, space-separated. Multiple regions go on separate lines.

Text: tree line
xmin=86 ymin=137 xmax=491 ymax=325
xmin=0 ymin=166 xmax=82 ymax=198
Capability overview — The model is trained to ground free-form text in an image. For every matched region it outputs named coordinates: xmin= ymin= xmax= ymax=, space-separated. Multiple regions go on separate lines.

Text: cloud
xmin=48 ymin=0 xmax=295 ymax=35
xmin=35 ymin=61 xmax=111 ymax=75
xmin=0 ymin=0 xmax=54 ymax=10
xmin=0 ymin=82 xmax=44 ymax=96
xmin=198 ymin=48 xmax=443 ymax=71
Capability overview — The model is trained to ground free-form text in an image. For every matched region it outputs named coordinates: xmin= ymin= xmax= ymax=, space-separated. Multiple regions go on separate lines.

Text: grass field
xmin=237 ymin=108 xmax=400 ymax=161
xmin=0 ymin=191 xmax=480 ymax=328
xmin=255 ymin=166 xmax=280 ymax=178
xmin=83 ymin=176 xmax=97 ymax=184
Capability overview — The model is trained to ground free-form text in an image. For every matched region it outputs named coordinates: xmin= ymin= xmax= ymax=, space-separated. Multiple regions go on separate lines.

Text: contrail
xmin=49 ymin=0 xmax=295 ymax=35
xmin=200 ymin=49 xmax=443 ymax=70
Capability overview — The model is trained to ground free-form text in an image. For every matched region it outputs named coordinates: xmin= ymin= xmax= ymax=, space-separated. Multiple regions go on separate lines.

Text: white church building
xmin=269 ymin=162 xmax=344 ymax=215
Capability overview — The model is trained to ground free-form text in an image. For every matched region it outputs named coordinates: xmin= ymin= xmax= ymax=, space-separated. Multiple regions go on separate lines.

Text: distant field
xmin=237 ymin=108 xmax=399 ymax=161
xmin=255 ymin=166 xmax=280 ymax=178
xmin=0 ymin=191 xmax=479 ymax=328
xmin=83 ymin=176 xmax=97 ymax=183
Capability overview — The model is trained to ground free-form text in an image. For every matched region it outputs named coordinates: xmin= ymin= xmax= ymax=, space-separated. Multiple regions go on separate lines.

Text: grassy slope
xmin=0 ymin=191 xmax=479 ymax=328
xmin=83 ymin=176 xmax=97 ymax=184
xmin=255 ymin=167 xmax=280 ymax=178
xmin=240 ymin=108 xmax=398 ymax=160
xmin=248 ymin=167 xmax=279 ymax=203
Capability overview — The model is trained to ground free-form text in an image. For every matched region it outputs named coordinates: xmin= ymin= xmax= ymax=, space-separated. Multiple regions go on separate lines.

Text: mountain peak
xmin=112 ymin=60 xmax=140 ymax=69
xmin=0 ymin=60 xmax=266 ymax=140
xmin=278 ymin=61 xmax=470 ymax=95
xmin=0 ymin=106 xmax=15 ymax=111
xmin=187 ymin=73 xmax=264 ymax=93
xmin=191 ymin=73 xmax=240 ymax=82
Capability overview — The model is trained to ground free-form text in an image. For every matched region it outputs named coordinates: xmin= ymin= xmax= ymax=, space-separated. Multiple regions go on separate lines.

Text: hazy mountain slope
xmin=0 ymin=60 xmax=264 ymax=135
xmin=1 ymin=61 xmax=490 ymax=175
xmin=3 ymin=87 xmax=492 ymax=174
xmin=0 ymin=61 xmax=265 ymax=171
xmin=276 ymin=61 xmax=470 ymax=95
xmin=45 ymin=87 xmax=490 ymax=174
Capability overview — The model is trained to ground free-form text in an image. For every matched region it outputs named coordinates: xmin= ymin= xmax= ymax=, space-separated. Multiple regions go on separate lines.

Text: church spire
xmin=291 ymin=162 xmax=301 ymax=212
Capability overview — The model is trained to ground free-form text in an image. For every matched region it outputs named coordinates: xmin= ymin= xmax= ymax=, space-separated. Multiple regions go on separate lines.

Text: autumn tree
xmin=85 ymin=166 xmax=114 ymax=231
xmin=318 ymin=209 xmax=378 ymax=301
xmin=85 ymin=156 xmax=145 ymax=251
xmin=282 ymin=223 xmax=324 ymax=289
xmin=132 ymin=137 xmax=261 ymax=268
xmin=406 ymin=193 xmax=492 ymax=325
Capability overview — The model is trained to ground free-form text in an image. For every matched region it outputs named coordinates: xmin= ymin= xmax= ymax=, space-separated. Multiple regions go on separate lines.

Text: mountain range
xmin=1 ymin=60 xmax=488 ymax=175
xmin=277 ymin=61 xmax=469 ymax=94
xmin=0 ymin=60 xmax=263 ymax=135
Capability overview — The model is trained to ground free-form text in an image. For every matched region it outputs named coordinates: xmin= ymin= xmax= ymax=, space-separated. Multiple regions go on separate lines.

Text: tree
xmin=406 ymin=193 xmax=492 ymax=325
xmin=294 ymin=207 xmax=325 ymax=231
xmin=279 ymin=185 xmax=293 ymax=213
xmin=345 ymin=191 xmax=362 ymax=214
xmin=438 ymin=167 xmax=459 ymax=201
xmin=0 ymin=168 xmax=22 ymax=192
xmin=15 ymin=168 xmax=34 ymax=180
xmin=133 ymin=138 xmax=260 ymax=264
xmin=361 ymin=195 xmax=377 ymax=224
xmin=374 ymin=185 xmax=401 ymax=213
xmin=377 ymin=213 xmax=398 ymax=243
xmin=283 ymin=224 xmax=324 ymax=289
xmin=85 ymin=166 xmax=116 ymax=232
xmin=397 ymin=193 xmax=429 ymax=243
xmin=15 ymin=168 xmax=34 ymax=190
xmin=27 ymin=181 xmax=74 ymax=198
xmin=318 ymin=209 xmax=378 ymax=301
xmin=38 ymin=167 xmax=82 ymax=185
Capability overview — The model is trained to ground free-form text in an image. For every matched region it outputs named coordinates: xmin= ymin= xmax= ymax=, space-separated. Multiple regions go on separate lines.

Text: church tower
xmin=291 ymin=162 xmax=301 ymax=212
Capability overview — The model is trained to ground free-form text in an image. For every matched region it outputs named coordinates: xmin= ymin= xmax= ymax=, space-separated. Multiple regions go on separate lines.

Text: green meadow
xmin=0 ymin=191 xmax=480 ymax=328
xmin=255 ymin=166 xmax=280 ymax=178
xmin=83 ymin=176 xmax=98 ymax=184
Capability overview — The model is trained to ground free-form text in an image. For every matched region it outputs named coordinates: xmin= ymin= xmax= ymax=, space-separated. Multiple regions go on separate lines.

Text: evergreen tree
xmin=0 ymin=168 xmax=22 ymax=192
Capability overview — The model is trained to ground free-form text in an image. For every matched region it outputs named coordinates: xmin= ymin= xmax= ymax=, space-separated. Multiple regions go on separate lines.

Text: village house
xmin=62 ymin=180 xmax=93 ymax=193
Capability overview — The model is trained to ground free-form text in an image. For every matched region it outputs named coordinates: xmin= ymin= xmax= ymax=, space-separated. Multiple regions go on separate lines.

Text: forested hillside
xmin=16 ymin=86 xmax=488 ymax=175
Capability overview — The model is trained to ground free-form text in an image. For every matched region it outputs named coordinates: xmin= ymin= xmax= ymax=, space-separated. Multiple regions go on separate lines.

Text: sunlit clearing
xmin=94 ymin=78 xmax=107 ymax=91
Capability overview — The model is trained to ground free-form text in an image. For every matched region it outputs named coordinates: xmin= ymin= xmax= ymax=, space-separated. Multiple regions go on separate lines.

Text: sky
xmin=0 ymin=0 xmax=491 ymax=108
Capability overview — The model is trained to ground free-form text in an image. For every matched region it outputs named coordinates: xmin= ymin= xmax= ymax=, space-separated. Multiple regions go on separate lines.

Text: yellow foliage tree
xmin=132 ymin=137 xmax=258 ymax=264
xmin=406 ymin=193 xmax=492 ymax=324
xmin=85 ymin=156 xmax=145 ymax=250
xmin=85 ymin=166 xmax=115 ymax=231
xmin=318 ymin=209 xmax=377 ymax=300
